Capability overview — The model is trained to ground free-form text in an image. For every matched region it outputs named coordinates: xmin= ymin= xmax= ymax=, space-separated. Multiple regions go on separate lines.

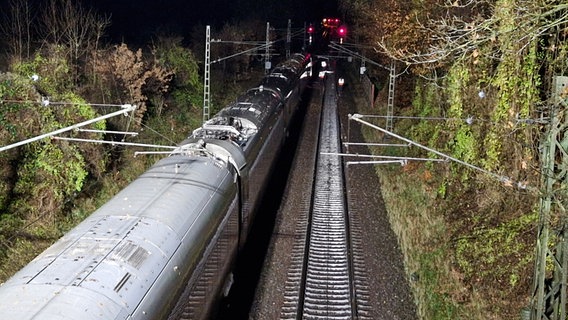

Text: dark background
xmin=82 ymin=0 xmax=339 ymax=43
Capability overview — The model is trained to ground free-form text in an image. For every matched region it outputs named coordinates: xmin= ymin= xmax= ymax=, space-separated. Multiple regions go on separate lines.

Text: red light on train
xmin=322 ymin=17 xmax=341 ymax=28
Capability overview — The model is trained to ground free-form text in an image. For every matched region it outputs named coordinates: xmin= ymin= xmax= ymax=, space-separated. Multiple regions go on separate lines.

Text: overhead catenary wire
xmin=346 ymin=160 xmax=406 ymax=166
xmin=210 ymin=28 xmax=305 ymax=64
xmin=349 ymin=113 xmax=533 ymax=191
xmin=343 ymin=142 xmax=409 ymax=147
xmin=0 ymin=100 xmax=133 ymax=108
xmin=0 ymin=98 xmax=187 ymax=152
xmin=0 ymin=100 xmax=181 ymax=244
xmin=0 ymin=104 xmax=136 ymax=153
xmin=322 ymin=152 xmax=448 ymax=163
xmin=75 ymin=129 xmax=139 ymax=136
xmin=355 ymin=113 xmax=548 ymax=126
xmin=0 ymin=105 xmax=139 ymax=248
xmin=358 ymin=114 xmax=476 ymax=123
xmin=53 ymin=136 xmax=176 ymax=150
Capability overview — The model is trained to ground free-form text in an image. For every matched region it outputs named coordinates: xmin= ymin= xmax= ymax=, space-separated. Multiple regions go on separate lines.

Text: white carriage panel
xmin=6 ymin=216 xmax=139 ymax=287
xmin=0 ymin=284 xmax=127 ymax=320
xmin=131 ymin=191 xmax=240 ymax=320
xmin=79 ymin=221 xmax=179 ymax=313
xmin=38 ymin=285 xmax=129 ymax=319
xmin=137 ymin=159 xmax=235 ymax=239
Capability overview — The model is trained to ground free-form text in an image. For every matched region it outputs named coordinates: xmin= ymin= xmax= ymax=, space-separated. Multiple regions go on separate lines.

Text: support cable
xmin=0 ymin=104 xmax=136 ymax=153
xmin=52 ymin=137 xmax=176 ymax=150
xmin=349 ymin=113 xmax=533 ymax=191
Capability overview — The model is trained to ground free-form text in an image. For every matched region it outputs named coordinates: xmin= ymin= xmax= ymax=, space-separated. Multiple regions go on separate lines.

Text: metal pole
xmin=530 ymin=107 xmax=568 ymax=320
xmin=386 ymin=61 xmax=396 ymax=132
xmin=286 ymin=19 xmax=291 ymax=59
xmin=203 ymin=25 xmax=211 ymax=123
xmin=303 ymin=21 xmax=307 ymax=49
xmin=265 ymin=22 xmax=271 ymax=74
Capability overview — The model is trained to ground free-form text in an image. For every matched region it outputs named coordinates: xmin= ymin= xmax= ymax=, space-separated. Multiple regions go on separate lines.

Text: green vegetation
xmin=0 ymin=0 xmax=563 ymax=319
xmin=154 ymin=39 xmax=203 ymax=113
xmin=419 ymin=248 xmax=458 ymax=320
xmin=341 ymin=0 xmax=563 ymax=318
xmin=0 ymin=1 xmax=267 ymax=283
xmin=0 ymin=0 xmax=271 ymax=281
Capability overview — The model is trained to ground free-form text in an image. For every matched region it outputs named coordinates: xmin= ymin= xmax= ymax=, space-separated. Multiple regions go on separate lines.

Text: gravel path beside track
xmin=250 ymin=70 xmax=417 ymax=319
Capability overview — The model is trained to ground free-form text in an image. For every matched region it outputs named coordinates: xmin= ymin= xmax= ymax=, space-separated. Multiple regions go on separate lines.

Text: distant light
xmin=337 ymin=26 xmax=347 ymax=37
xmin=307 ymin=25 xmax=314 ymax=34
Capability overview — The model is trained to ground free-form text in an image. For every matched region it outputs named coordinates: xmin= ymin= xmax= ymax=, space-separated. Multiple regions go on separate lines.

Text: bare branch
xmin=40 ymin=0 xmax=110 ymax=63
xmin=0 ymin=0 xmax=34 ymax=60
xmin=375 ymin=0 xmax=568 ymax=72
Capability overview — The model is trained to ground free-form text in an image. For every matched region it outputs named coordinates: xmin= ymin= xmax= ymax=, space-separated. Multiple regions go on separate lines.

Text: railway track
xmin=280 ymin=75 xmax=372 ymax=320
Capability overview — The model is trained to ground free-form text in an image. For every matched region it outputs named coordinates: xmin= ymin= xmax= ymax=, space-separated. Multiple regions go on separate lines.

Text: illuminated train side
xmin=0 ymin=53 xmax=312 ymax=320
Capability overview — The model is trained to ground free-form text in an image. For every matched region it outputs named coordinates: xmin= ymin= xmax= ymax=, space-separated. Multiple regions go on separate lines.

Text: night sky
xmin=82 ymin=0 xmax=339 ymax=44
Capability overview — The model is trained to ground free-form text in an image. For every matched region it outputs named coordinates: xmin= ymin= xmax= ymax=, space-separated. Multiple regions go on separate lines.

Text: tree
xmin=0 ymin=0 xmax=34 ymax=62
xmin=214 ymin=20 xmax=266 ymax=81
xmin=350 ymin=0 xmax=568 ymax=74
xmin=94 ymin=44 xmax=173 ymax=126
xmin=152 ymin=36 xmax=203 ymax=116
xmin=40 ymin=0 xmax=110 ymax=80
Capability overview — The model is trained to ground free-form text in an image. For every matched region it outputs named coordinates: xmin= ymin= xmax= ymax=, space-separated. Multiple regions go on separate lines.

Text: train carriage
xmin=0 ymin=53 xmax=311 ymax=320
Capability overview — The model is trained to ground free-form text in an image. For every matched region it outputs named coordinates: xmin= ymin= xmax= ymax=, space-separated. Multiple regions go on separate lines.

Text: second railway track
xmin=280 ymin=74 xmax=372 ymax=319
xmin=301 ymin=75 xmax=354 ymax=318
xmin=249 ymin=60 xmax=417 ymax=320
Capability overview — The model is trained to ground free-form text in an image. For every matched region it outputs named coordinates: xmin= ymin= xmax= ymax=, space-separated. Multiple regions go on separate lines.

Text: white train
xmin=0 ymin=53 xmax=312 ymax=320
